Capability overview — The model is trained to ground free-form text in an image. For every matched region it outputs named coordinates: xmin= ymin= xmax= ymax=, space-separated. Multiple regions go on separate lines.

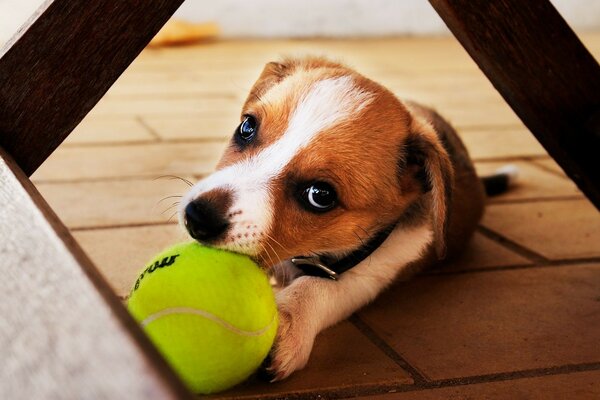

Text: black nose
xmin=184 ymin=199 xmax=229 ymax=242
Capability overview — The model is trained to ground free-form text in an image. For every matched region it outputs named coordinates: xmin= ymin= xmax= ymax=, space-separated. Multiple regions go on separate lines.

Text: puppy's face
xmin=180 ymin=58 xmax=449 ymax=267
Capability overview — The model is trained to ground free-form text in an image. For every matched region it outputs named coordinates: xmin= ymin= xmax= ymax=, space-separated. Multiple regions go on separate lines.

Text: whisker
xmin=258 ymin=243 xmax=276 ymax=273
xmin=264 ymin=239 xmax=284 ymax=266
xmin=154 ymin=175 xmax=194 ymax=187
xmin=161 ymin=201 xmax=180 ymax=215
xmin=167 ymin=210 xmax=179 ymax=223
xmin=259 ymin=235 xmax=289 ymax=285
xmin=356 ymin=224 xmax=370 ymax=238
xmin=263 ymin=232 xmax=287 ymax=253
xmin=353 ymin=230 xmax=367 ymax=248
xmin=156 ymin=195 xmax=183 ymax=205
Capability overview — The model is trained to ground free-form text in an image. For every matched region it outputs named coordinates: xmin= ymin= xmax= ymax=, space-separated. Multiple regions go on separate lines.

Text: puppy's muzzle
xmin=184 ymin=197 xmax=230 ymax=242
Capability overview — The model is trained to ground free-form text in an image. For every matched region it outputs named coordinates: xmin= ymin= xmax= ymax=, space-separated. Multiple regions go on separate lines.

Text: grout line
xmin=472 ymin=154 xmax=549 ymax=163
xmin=61 ymin=139 xmax=157 ymax=148
xmin=70 ymin=220 xmax=177 ymax=232
xmin=348 ymin=315 xmax=429 ymax=385
xmin=421 ymin=361 xmax=600 ymax=392
xmin=156 ymin=137 xmax=230 ymax=144
xmin=426 ymin=257 xmax=600 ymax=276
xmin=425 ymin=262 xmax=535 ymax=276
xmin=476 ymin=225 xmax=548 ymax=264
xmin=456 ymin=124 xmax=526 ymax=132
xmin=57 ymin=136 xmax=228 ymax=148
xmin=61 ymin=136 xmax=230 ymax=149
xmin=488 ymin=195 xmax=584 ymax=204
xmin=229 ymin=361 xmax=600 ymax=400
xmin=104 ymin=92 xmax=239 ymax=100
xmin=529 ymin=159 xmax=569 ymax=180
xmin=33 ymin=174 xmax=206 ymax=185
xmin=135 ymin=116 xmax=163 ymax=141
xmin=215 ymin=383 xmax=410 ymax=400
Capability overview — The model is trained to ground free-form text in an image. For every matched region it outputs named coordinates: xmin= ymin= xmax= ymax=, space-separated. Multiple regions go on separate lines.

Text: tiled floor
xmin=32 ymin=35 xmax=600 ymax=399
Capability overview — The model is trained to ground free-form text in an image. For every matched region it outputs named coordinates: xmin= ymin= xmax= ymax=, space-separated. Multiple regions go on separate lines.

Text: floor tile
xmin=365 ymin=370 xmax=600 ymax=399
xmin=106 ymin=74 xmax=244 ymax=98
xmin=63 ymin=116 xmax=155 ymax=145
xmin=91 ymin=95 xmax=240 ymax=116
xmin=36 ymin=35 xmax=600 ymax=398
xmin=73 ymin=224 xmax=188 ymax=297
xmin=432 ymin=102 xmax=522 ymax=130
xmin=32 ymin=141 xmax=227 ymax=181
xmin=433 ymin=232 xmax=532 ymax=273
xmin=141 ymin=115 xmax=238 ymax=141
xmin=358 ymin=264 xmax=600 ymax=380
xmin=482 ymin=199 xmax=600 ymax=259
xmin=36 ymin=177 xmax=193 ymax=229
xmin=532 ymin=158 xmax=568 ymax=177
xmin=475 ymin=161 xmax=581 ymax=202
xmin=220 ymin=322 xmax=412 ymax=398
xmin=460 ymin=128 xmax=547 ymax=160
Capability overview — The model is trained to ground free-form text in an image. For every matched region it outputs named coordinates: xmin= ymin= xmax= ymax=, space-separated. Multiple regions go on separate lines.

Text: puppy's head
xmin=180 ymin=57 xmax=452 ymax=268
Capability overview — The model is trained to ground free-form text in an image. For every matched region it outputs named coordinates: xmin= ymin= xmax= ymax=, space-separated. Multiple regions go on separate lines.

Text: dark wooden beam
xmin=429 ymin=0 xmax=600 ymax=210
xmin=0 ymin=0 xmax=185 ymax=176
xmin=0 ymin=148 xmax=193 ymax=398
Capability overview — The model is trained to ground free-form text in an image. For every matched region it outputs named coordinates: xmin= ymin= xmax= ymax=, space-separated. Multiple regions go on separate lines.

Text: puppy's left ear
xmin=400 ymin=117 xmax=454 ymax=259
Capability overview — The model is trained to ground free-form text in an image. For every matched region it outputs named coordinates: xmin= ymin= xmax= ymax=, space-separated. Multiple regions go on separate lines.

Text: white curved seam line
xmin=140 ymin=307 xmax=276 ymax=337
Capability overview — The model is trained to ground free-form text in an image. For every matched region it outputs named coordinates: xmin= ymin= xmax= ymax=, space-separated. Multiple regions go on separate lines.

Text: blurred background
xmin=2 ymin=0 xmax=600 ymax=43
xmin=2 ymin=1 xmax=600 ymax=398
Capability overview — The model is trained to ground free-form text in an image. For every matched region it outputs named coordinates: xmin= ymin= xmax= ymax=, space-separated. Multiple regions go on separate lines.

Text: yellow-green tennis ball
xmin=127 ymin=242 xmax=278 ymax=394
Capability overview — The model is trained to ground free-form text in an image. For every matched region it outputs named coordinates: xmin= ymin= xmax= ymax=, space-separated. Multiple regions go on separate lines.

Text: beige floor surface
xmin=33 ymin=35 xmax=600 ymax=399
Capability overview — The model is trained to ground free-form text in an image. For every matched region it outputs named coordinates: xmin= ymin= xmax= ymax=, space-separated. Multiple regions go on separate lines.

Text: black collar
xmin=290 ymin=223 xmax=397 ymax=280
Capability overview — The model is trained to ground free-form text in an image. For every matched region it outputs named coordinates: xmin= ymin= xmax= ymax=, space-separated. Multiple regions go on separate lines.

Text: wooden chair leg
xmin=0 ymin=149 xmax=193 ymax=398
xmin=429 ymin=0 xmax=600 ymax=210
xmin=0 ymin=1 xmax=193 ymax=396
xmin=0 ymin=0 xmax=184 ymax=176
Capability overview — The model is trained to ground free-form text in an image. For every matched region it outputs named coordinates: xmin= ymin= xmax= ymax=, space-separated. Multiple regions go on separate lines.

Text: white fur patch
xmin=280 ymin=223 xmax=434 ymax=331
xmin=495 ymin=164 xmax=519 ymax=186
xmin=270 ymin=223 xmax=433 ymax=379
xmin=181 ymin=75 xmax=373 ymax=255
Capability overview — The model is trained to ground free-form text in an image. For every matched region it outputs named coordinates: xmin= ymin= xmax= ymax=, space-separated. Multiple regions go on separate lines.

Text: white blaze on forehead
xmin=255 ymin=74 xmax=374 ymax=178
xmin=181 ymin=75 xmax=374 ymax=254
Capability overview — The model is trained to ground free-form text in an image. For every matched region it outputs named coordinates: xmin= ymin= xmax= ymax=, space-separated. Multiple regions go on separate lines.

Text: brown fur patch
xmin=211 ymin=56 xmax=480 ymax=269
xmin=240 ymin=60 xmax=421 ymax=263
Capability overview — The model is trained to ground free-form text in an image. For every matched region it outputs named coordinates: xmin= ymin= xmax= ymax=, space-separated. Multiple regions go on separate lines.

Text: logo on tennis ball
xmin=133 ymin=254 xmax=180 ymax=292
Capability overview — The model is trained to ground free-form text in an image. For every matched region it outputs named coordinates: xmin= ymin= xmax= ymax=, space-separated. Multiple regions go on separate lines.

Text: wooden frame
xmin=0 ymin=0 xmax=193 ymax=397
xmin=1 ymin=0 xmax=598 ymax=397
xmin=0 ymin=0 xmax=185 ymax=176
xmin=429 ymin=0 xmax=600 ymax=210
xmin=0 ymin=148 xmax=192 ymax=398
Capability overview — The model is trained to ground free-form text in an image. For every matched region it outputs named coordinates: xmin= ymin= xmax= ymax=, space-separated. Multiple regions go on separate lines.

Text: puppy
xmin=179 ymin=57 xmax=510 ymax=381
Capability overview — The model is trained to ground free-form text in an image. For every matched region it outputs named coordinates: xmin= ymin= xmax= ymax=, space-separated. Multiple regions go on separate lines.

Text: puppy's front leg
xmin=267 ymin=224 xmax=433 ymax=381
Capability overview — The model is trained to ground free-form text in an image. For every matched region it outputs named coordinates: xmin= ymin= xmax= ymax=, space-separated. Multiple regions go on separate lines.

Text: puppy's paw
xmin=263 ymin=308 xmax=315 ymax=382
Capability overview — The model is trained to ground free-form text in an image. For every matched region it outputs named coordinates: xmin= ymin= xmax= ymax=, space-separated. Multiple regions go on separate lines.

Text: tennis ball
xmin=127 ymin=242 xmax=278 ymax=394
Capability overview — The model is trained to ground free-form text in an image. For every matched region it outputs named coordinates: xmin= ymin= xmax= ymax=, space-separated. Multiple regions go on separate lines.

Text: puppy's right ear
xmin=259 ymin=61 xmax=289 ymax=80
xmin=244 ymin=61 xmax=290 ymax=104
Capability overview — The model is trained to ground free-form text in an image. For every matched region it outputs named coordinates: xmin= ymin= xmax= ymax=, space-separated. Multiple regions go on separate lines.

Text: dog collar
xmin=290 ymin=223 xmax=397 ymax=280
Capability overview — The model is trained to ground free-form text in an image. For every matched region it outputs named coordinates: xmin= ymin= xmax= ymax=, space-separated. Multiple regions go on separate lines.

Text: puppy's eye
xmin=301 ymin=182 xmax=337 ymax=212
xmin=237 ymin=115 xmax=258 ymax=142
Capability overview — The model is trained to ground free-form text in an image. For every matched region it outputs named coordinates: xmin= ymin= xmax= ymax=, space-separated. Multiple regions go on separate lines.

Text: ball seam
xmin=140 ymin=306 xmax=277 ymax=337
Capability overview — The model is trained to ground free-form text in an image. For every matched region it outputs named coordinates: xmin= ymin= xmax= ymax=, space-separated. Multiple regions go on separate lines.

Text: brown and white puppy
xmin=179 ymin=57 xmax=508 ymax=381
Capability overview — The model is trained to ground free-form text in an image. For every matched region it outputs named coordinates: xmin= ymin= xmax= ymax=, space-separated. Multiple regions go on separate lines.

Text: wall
xmin=174 ymin=0 xmax=600 ymax=38
xmin=1 ymin=0 xmax=600 ymax=43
